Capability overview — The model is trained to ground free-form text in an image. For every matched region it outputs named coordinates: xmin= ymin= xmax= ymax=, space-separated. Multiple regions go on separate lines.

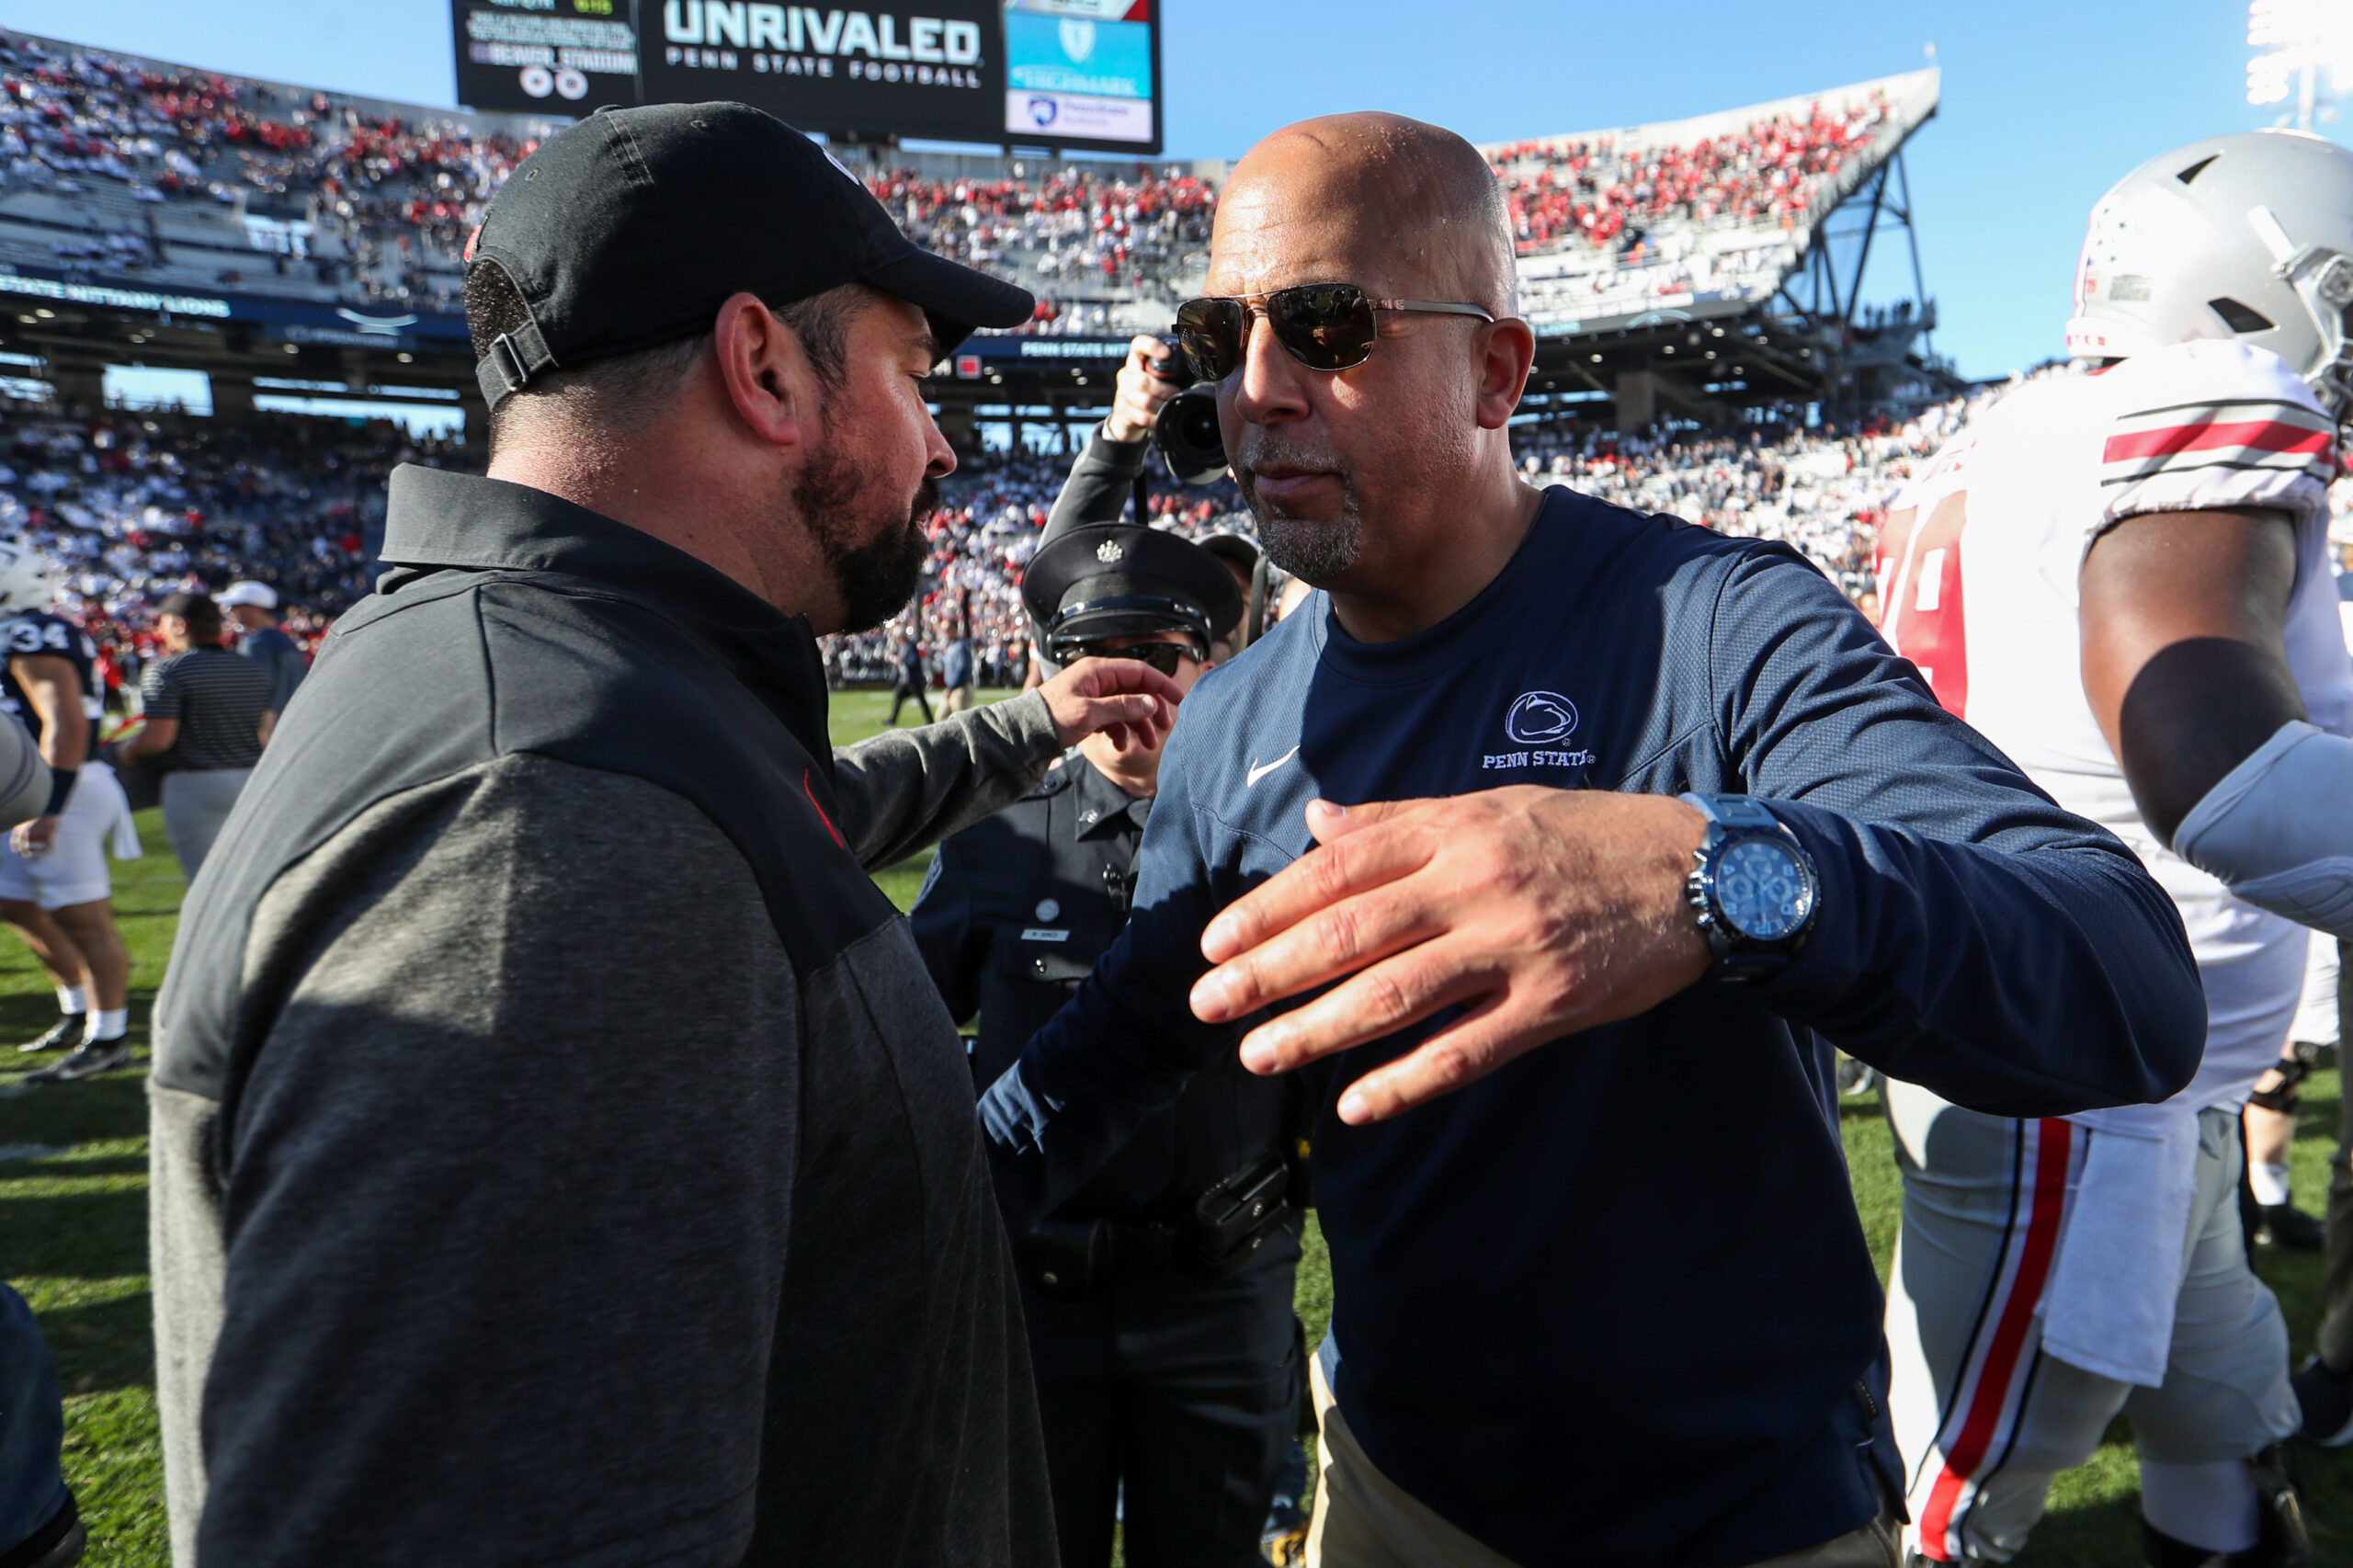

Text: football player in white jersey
xmin=1874 ymin=131 xmax=2353 ymax=1566
xmin=0 ymin=543 xmax=137 ymax=1085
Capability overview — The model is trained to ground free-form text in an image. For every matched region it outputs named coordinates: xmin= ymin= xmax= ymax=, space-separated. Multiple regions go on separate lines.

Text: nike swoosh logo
xmin=1246 ymin=745 xmax=1301 ymax=788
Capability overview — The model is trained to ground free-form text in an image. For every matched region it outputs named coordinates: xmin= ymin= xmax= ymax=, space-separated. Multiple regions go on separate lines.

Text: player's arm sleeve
xmin=909 ymin=835 xmax=985 ymax=1026
xmin=1710 ymin=547 xmax=2206 ymax=1118
xmin=192 ymin=758 xmax=798 ymax=1566
xmin=1040 ymin=427 xmax=1152 ymax=549
xmin=2092 ymin=349 xmax=2336 ymax=533
xmin=2171 ymin=720 xmax=2353 ymax=938
xmin=977 ymin=723 xmax=1241 ymax=1230
xmin=829 ymin=689 xmax=1063 ymax=872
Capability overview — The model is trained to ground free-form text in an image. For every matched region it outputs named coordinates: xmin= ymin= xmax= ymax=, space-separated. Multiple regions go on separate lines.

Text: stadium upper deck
xmin=0 ymin=31 xmax=1934 ymax=331
xmin=1486 ymin=70 xmax=1938 ymax=337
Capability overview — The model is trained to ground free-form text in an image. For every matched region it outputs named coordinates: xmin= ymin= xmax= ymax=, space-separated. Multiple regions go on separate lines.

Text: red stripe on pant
xmin=1916 ymin=1118 xmax=2074 ymax=1561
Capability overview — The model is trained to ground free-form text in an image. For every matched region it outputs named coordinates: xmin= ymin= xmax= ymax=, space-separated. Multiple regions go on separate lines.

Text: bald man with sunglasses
xmin=977 ymin=113 xmax=2202 ymax=1568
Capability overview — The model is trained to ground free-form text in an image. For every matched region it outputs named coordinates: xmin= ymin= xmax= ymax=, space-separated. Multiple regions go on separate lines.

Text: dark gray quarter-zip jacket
xmin=149 ymin=465 xmax=1063 ymax=1568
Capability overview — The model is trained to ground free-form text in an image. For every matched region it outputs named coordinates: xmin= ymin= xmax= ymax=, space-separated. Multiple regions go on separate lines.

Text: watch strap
xmin=1680 ymin=791 xmax=1781 ymax=835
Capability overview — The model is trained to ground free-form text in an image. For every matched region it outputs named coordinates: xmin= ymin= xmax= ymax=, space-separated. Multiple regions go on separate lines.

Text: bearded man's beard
xmin=1254 ymin=496 xmax=1363 ymax=585
xmin=796 ymin=432 xmax=938 ymax=633
xmin=1234 ymin=433 xmax=1364 ymax=585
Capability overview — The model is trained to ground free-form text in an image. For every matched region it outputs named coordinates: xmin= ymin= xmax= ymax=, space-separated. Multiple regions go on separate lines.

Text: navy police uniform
xmin=914 ymin=521 xmax=1301 ymax=1568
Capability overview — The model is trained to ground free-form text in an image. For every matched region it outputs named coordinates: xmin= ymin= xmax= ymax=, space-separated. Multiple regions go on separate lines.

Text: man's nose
xmin=1229 ymin=305 xmax=1311 ymax=431
xmin=923 ymin=406 xmax=957 ymax=478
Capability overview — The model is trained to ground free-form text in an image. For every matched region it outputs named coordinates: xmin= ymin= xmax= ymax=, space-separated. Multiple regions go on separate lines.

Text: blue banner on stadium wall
xmin=0 ymin=265 xmax=471 ymax=351
xmin=450 ymin=0 xmax=1161 ymax=153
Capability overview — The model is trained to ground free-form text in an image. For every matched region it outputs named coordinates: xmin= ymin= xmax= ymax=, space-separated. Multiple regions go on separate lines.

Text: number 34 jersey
xmin=0 ymin=610 xmax=102 ymax=756
xmin=1879 ymin=339 xmax=2353 ymax=1100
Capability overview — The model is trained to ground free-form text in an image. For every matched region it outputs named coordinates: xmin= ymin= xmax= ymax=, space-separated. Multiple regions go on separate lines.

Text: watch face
xmin=1716 ymin=837 xmax=1814 ymax=942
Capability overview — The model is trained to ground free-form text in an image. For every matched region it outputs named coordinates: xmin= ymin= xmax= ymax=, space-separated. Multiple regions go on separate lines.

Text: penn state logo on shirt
xmin=1506 ymin=691 xmax=1579 ymax=744
xmin=1483 ymin=690 xmax=1596 ymax=775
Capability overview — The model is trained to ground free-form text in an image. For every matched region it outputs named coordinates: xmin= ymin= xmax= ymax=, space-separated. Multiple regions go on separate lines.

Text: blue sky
xmin=3 ymin=0 xmax=2301 ymax=380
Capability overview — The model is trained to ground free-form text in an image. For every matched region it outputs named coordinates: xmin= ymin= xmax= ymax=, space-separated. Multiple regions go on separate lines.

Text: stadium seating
xmin=0 ymin=369 xmax=2153 ymax=697
xmin=0 ymin=32 xmax=1936 ymax=338
xmin=0 ymin=396 xmax=452 ymax=690
xmin=0 ymin=37 xmax=2009 ymax=680
xmin=1485 ymin=74 xmax=1938 ymax=335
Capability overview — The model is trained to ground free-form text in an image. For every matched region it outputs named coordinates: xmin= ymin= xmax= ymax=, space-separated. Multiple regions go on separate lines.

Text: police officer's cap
xmin=1024 ymin=525 xmax=1244 ymax=659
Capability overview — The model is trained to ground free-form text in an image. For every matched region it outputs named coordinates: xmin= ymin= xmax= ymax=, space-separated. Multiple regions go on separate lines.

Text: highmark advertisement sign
xmin=1003 ymin=0 xmax=1155 ymax=148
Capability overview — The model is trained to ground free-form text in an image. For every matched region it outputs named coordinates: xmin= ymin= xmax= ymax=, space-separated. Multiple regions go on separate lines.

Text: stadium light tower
xmin=2247 ymin=0 xmax=2353 ymax=131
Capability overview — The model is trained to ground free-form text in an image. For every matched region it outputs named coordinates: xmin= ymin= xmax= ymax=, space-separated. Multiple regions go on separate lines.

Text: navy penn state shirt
xmin=979 ymin=486 xmax=2201 ymax=1567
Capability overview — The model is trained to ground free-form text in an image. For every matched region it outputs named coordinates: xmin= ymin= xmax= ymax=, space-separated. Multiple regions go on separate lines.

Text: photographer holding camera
xmin=1040 ymin=336 xmax=1194 ymax=543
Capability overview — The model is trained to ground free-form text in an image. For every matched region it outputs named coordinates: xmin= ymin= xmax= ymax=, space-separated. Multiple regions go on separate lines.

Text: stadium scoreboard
xmin=450 ymin=0 xmax=1163 ymax=153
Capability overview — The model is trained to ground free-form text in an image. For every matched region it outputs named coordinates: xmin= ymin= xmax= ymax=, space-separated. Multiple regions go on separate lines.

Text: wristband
xmin=41 ymin=767 xmax=75 ymax=819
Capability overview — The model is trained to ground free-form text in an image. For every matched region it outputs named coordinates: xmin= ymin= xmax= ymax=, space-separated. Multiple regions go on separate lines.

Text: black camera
xmin=1146 ymin=343 xmax=1228 ymax=486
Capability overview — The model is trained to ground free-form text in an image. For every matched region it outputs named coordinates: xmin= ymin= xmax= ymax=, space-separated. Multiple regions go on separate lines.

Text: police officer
xmin=914 ymin=521 xmax=1302 ymax=1568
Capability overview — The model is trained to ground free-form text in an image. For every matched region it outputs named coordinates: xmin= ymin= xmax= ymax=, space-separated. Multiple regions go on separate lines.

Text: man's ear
xmin=1474 ymin=317 xmax=1537 ymax=431
xmin=712 ymin=291 xmax=810 ymax=450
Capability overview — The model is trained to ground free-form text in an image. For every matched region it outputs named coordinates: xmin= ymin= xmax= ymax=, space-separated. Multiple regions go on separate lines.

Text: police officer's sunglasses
xmin=1172 ymin=283 xmax=1496 ymax=381
xmin=1058 ymin=641 xmax=1195 ymax=676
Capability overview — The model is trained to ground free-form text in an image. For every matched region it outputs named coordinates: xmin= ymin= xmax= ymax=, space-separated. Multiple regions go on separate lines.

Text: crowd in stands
xmin=0 ymin=32 xmax=538 ymax=310
xmin=0 ymin=398 xmax=448 ymax=703
xmin=1487 ymin=93 xmax=1891 ymax=260
xmin=0 ymin=31 xmax=1921 ymax=334
xmin=0 ymin=30 xmax=1217 ymax=323
xmin=2 ymin=366 xmax=2347 ymax=704
xmin=865 ymin=164 xmax=1218 ymax=325
xmin=0 ymin=352 xmax=2306 ymax=712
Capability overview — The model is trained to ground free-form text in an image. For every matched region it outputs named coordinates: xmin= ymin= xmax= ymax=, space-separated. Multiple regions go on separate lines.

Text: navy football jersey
xmin=0 ymin=611 xmax=101 ymax=754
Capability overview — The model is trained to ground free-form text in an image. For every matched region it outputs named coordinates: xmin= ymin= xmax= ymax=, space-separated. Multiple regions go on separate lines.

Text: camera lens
xmin=1154 ymin=387 xmax=1228 ymax=486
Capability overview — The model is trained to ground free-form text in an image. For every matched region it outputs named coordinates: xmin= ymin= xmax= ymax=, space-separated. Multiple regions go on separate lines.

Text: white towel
xmin=88 ymin=760 xmax=142 ymax=861
xmin=2037 ymin=1101 xmax=2201 ymax=1388
xmin=109 ymin=799 xmax=142 ymax=861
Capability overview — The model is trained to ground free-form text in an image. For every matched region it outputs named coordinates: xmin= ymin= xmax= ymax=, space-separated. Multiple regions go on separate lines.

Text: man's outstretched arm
xmin=831 ymin=657 xmax=1179 ymax=871
xmin=1188 ymin=551 xmax=2205 ymax=1123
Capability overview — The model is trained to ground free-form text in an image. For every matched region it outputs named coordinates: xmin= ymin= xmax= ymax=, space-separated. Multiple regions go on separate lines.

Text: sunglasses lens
xmin=1175 ymin=298 xmax=1245 ymax=381
xmin=1068 ymin=642 xmax=1188 ymax=676
xmin=1269 ymin=283 xmax=1377 ymax=370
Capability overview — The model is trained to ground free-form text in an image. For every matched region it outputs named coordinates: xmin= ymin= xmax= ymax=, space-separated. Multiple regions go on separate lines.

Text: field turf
xmin=1 ymin=685 xmax=2345 ymax=1564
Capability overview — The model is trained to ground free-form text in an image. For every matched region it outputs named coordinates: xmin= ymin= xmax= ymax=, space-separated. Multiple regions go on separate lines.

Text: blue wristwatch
xmin=1679 ymin=793 xmax=1819 ymax=983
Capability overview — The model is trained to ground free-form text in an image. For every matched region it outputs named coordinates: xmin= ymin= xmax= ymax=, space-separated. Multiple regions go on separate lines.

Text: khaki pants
xmin=1305 ymin=1357 xmax=1898 ymax=1568
xmin=940 ymin=685 xmax=975 ymax=716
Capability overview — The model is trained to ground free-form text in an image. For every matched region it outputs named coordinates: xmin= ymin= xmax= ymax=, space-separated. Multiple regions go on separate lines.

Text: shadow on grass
xmin=0 ymin=1064 xmax=148 ymax=1149
xmin=38 ymin=1290 xmax=154 ymax=1394
xmin=2011 ymin=1489 xmax=2143 ymax=1568
xmin=0 ymin=1183 xmax=148 ymax=1278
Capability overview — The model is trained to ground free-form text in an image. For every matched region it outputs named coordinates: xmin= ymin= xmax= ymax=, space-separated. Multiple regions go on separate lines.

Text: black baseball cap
xmin=1023 ymin=524 xmax=1244 ymax=659
xmin=467 ymin=100 xmax=1035 ymax=409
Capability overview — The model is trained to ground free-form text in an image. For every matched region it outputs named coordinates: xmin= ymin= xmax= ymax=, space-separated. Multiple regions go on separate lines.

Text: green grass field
xmin=1 ymin=685 xmax=2345 ymax=1563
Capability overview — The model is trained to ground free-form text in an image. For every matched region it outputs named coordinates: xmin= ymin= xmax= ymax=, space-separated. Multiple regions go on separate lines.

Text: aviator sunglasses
xmin=1173 ymin=282 xmax=1496 ymax=381
xmin=1056 ymin=640 xmax=1197 ymax=676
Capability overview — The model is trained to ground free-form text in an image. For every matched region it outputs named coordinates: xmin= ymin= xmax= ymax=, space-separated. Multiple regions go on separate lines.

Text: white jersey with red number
xmin=1880 ymin=341 xmax=2353 ymax=1107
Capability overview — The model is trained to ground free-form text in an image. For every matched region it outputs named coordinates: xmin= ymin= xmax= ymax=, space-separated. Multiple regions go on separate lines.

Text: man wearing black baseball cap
xmin=149 ymin=102 xmax=1178 ymax=1567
